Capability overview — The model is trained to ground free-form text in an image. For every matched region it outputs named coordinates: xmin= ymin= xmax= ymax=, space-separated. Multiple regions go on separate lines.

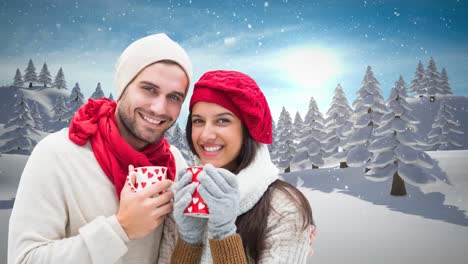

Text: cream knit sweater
xmin=157 ymin=145 xmax=311 ymax=263
xmin=8 ymin=128 xmax=188 ymax=264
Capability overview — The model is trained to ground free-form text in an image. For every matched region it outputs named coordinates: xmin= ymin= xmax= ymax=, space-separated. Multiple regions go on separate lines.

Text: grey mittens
xmin=172 ymin=170 xmax=207 ymax=245
xmin=198 ymin=164 xmax=240 ymax=240
xmin=173 ymin=164 xmax=240 ymax=244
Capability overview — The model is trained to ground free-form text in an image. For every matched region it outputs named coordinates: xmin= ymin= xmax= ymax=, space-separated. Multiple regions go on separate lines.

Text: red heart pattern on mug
xmin=130 ymin=166 xmax=167 ymax=191
xmin=184 ymin=167 xmax=209 ymax=217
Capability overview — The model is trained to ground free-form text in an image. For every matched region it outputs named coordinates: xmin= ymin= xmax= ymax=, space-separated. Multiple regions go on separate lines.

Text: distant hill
xmin=407 ymin=95 xmax=468 ymax=149
xmin=0 ymin=85 xmax=467 ymax=152
xmin=0 ymin=85 xmax=72 ymax=132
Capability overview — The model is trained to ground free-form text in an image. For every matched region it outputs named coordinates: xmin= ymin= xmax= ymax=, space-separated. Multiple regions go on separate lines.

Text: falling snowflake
xmin=248 ymin=24 xmax=252 ymax=29
xmin=264 ymin=1 xmax=269 ymax=7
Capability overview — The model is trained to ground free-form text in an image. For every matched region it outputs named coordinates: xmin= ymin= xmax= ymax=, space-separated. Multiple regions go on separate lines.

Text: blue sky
xmin=1 ymin=0 xmax=467 ymax=121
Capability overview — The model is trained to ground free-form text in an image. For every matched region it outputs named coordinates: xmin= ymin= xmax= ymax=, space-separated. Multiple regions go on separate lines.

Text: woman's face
xmin=191 ymin=102 xmax=243 ymax=171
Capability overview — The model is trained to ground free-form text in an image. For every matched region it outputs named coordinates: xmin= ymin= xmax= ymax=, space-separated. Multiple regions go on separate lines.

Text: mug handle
xmin=127 ymin=164 xmax=138 ymax=192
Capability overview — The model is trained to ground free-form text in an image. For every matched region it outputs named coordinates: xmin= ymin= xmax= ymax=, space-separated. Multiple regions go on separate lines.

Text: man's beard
xmin=117 ymin=107 xmax=174 ymax=145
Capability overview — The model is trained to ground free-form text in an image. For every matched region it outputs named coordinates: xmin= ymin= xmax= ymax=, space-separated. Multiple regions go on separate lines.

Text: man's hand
xmin=116 ymin=165 xmax=174 ymax=240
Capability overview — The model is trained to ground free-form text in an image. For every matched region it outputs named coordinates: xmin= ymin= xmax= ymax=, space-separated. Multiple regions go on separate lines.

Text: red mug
xmin=184 ymin=166 xmax=209 ymax=218
xmin=129 ymin=166 xmax=167 ymax=191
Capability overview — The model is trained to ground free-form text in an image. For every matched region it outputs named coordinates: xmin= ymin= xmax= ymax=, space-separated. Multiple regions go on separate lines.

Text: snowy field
xmin=283 ymin=150 xmax=468 ymax=264
xmin=1 ymin=150 xmax=467 ymax=263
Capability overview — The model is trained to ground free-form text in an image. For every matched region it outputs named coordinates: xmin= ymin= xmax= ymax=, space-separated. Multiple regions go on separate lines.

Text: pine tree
xmin=38 ymin=63 xmax=52 ymax=87
xmin=91 ymin=82 xmax=106 ymax=99
xmin=410 ymin=61 xmax=426 ymax=96
xmin=427 ymin=101 xmax=463 ymax=150
xmin=293 ymin=111 xmax=304 ymax=141
xmin=395 ymin=75 xmax=408 ymax=98
xmin=276 ymin=107 xmax=296 ymax=171
xmin=65 ymin=82 xmax=85 ymax=121
xmin=425 ymin=57 xmax=443 ymax=102
xmin=24 ymin=59 xmax=38 ymax=86
xmin=344 ymin=66 xmax=388 ymax=169
xmin=168 ymin=123 xmax=195 ymax=165
xmin=109 ymin=92 xmax=114 ymax=101
xmin=322 ymin=84 xmax=353 ymax=165
xmin=30 ymin=102 xmax=44 ymax=131
xmin=13 ymin=68 xmax=24 ymax=87
xmin=439 ymin=68 xmax=452 ymax=95
xmin=291 ymin=97 xmax=325 ymax=170
xmin=0 ymin=90 xmax=40 ymax=154
xmin=53 ymin=67 xmax=67 ymax=90
xmin=391 ymin=76 xmax=424 ymax=146
xmin=269 ymin=119 xmax=280 ymax=164
xmin=367 ymin=86 xmax=435 ymax=196
xmin=51 ymin=94 xmax=69 ymax=130
xmin=165 ymin=124 xmax=175 ymax=143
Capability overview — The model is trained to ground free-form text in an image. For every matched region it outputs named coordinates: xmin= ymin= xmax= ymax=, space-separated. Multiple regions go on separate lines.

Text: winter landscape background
xmin=1 ymin=0 xmax=468 ymax=263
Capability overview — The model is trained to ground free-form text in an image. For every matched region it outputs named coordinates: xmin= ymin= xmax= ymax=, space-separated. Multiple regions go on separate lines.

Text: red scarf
xmin=68 ymin=98 xmax=175 ymax=199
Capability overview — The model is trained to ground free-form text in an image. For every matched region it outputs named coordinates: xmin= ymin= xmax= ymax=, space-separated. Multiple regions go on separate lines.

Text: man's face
xmin=116 ymin=62 xmax=189 ymax=150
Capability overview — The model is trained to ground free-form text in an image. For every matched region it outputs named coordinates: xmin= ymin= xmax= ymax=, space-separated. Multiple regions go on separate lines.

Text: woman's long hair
xmin=186 ymin=112 xmax=314 ymax=261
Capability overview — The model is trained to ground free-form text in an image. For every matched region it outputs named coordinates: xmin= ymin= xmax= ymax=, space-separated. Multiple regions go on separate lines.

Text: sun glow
xmin=279 ymin=47 xmax=340 ymax=89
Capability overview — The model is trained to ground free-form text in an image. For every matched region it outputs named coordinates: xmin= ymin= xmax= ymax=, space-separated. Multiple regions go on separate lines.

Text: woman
xmin=158 ymin=70 xmax=315 ymax=263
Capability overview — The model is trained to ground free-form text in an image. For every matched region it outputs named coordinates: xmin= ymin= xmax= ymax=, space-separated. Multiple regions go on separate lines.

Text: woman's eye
xmin=217 ymin=118 xmax=230 ymax=124
xmin=192 ymin=119 xmax=204 ymax=124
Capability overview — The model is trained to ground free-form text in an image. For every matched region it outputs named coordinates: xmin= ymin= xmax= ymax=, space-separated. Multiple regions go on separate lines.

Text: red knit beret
xmin=189 ymin=70 xmax=272 ymax=144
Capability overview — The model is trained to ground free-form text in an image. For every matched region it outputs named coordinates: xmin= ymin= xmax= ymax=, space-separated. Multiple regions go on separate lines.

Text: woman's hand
xmin=198 ymin=164 xmax=239 ymax=240
xmin=172 ymin=170 xmax=207 ymax=245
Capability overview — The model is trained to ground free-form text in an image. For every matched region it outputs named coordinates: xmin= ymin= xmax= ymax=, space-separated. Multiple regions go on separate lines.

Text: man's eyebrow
xmin=139 ymin=81 xmax=159 ymax=88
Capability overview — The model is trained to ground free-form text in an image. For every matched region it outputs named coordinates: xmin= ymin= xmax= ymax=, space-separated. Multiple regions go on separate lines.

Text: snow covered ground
xmin=1 ymin=150 xmax=467 ymax=263
xmin=283 ymin=150 xmax=468 ymax=264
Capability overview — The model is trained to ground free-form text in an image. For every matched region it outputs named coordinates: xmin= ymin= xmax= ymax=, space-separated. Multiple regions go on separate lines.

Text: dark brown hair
xmin=186 ymin=113 xmax=314 ymax=261
xmin=236 ymin=180 xmax=313 ymax=261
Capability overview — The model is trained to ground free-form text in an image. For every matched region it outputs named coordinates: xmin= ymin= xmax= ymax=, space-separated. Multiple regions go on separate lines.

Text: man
xmin=8 ymin=33 xmax=192 ymax=264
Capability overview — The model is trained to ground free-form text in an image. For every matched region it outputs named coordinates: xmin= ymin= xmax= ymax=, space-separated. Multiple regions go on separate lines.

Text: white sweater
xmin=157 ymin=144 xmax=311 ymax=263
xmin=8 ymin=128 xmax=188 ymax=264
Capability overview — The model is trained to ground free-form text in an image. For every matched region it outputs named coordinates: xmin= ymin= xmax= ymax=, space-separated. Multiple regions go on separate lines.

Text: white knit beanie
xmin=114 ymin=33 xmax=192 ymax=100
